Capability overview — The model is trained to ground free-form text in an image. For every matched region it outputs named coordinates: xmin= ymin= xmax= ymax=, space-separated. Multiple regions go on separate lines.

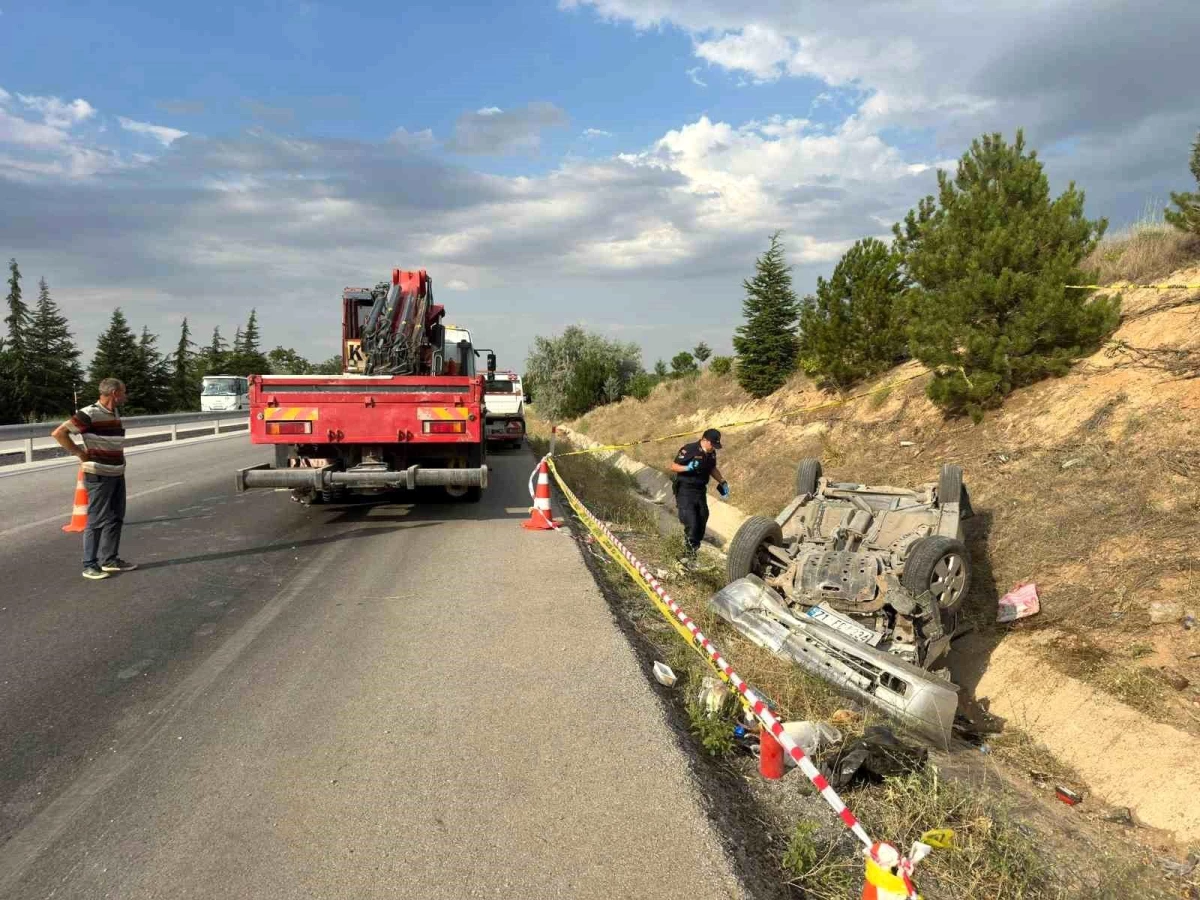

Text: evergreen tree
xmin=130 ymin=326 xmax=172 ymax=414
xmin=225 ymin=311 xmax=269 ymax=376
xmin=895 ymin=130 xmax=1120 ymax=419
xmin=1165 ymin=130 xmax=1200 ymax=235
xmin=671 ymin=350 xmax=698 ymax=377
xmin=797 ymin=238 xmax=909 ymax=389
xmin=26 ymin=277 xmax=85 ymax=419
xmin=4 ymin=258 xmax=31 ymax=418
xmin=243 ymin=309 xmax=261 ymax=354
xmin=0 ymin=337 xmax=14 ymax=424
xmin=709 ymin=355 xmax=733 ymax=376
xmin=170 ymin=318 xmax=198 ymax=410
xmin=692 ymin=341 xmax=712 ymax=363
xmin=202 ymin=327 xmax=229 ymax=375
xmin=89 ymin=308 xmax=141 ymax=405
xmin=653 ymin=359 xmax=668 ymax=377
xmin=733 ymin=232 xmax=800 ymax=398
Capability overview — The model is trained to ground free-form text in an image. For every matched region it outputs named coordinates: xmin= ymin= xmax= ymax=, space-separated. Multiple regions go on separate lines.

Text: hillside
xmin=568 ymin=265 xmax=1200 ymax=837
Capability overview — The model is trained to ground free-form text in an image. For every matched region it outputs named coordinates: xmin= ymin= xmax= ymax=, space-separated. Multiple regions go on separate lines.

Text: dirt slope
xmin=569 ymin=266 xmax=1200 ymax=839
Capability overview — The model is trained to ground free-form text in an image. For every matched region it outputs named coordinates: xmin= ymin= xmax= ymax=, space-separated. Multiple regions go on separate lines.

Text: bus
xmin=200 ymin=375 xmax=250 ymax=411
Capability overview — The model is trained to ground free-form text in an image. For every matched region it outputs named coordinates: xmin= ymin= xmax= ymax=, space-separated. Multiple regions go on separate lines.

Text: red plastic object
xmin=759 ymin=728 xmax=785 ymax=780
xmin=1055 ymin=786 xmax=1083 ymax=806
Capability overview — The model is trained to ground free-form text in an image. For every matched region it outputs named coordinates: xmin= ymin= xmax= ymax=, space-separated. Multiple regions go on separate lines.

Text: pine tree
xmin=225 ymin=311 xmax=269 ymax=377
xmin=202 ymin=327 xmax=229 ymax=375
xmin=895 ymin=130 xmax=1120 ymax=419
xmin=653 ymin=359 xmax=668 ymax=377
xmin=1165 ymin=130 xmax=1200 ymax=235
xmin=243 ymin=309 xmax=261 ymax=354
xmin=89 ymin=308 xmax=141 ymax=405
xmin=130 ymin=326 xmax=172 ymax=414
xmin=4 ymin=258 xmax=31 ymax=418
xmin=671 ymin=350 xmax=698 ymax=377
xmin=26 ymin=277 xmax=85 ymax=419
xmin=733 ymin=232 xmax=800 ymax=398
xmin=797 ymin=238 xmax=909 ymax=389
xmin=170 ymin=318 xmax=197 ymax=410
xmin=692 ymin=341 xmax=712 ymax=363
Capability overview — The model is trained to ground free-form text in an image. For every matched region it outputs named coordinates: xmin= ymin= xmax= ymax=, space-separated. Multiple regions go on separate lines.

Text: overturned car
xmin=710 ymin=459 xmax=973 ymax=746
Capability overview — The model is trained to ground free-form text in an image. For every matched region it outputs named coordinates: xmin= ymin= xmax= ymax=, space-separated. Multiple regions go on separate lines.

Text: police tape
xmin=538 ymin=455 xmax=878 ymax=852
xmin=555 ymin=369 xmax=930 ymax=458
xmin=1065 ymin=282 xmax=1200 ymax=291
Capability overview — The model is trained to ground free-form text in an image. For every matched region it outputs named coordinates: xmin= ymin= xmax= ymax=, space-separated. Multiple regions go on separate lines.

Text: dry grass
xmin=538 ymin=423 xmax=1180 ymax=899
xmin=1084 ymin=209 xmax=1200 ymax=285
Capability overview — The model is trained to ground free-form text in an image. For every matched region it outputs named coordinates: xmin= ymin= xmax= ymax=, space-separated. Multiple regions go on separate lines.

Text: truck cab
xmin=483 ymin=370 xmax=525 ymax=448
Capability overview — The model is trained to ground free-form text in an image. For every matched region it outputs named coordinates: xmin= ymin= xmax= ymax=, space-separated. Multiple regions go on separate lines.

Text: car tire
xmin=938 ymin=464 xmax=963 ymax=507
xmin=902 ymin=535 xmax=971 ymax=614
xmin=726 ymin=515 xmax=784 ymax=583
xmin=795 ymin=458 xmax=822 ymax=496
xmin=464 ymin=486 xmax=482 ymax=503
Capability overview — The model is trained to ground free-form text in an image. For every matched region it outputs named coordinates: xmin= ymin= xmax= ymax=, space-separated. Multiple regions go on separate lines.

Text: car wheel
xmin=795 ymin=458 xmax=822 ymax=496
xmin=938 ymin=464 xmax=963 ymax=507
xmin=901 ymin=535 xmax=971 ymax=614
xmin=726 ymin=515 xmax=785 ymax=583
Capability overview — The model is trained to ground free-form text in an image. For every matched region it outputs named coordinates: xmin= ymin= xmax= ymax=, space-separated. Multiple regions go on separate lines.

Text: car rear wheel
xmin=726 ymin=515 xmax=785 ymax=583
xmin=901 ymin=536 xmax=971 ymax=614
xmin=795 ymin=458 xmax=822 ymax=496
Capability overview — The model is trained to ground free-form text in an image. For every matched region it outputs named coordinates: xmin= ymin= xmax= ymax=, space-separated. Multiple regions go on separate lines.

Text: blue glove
xmin=718 ymin=481 xmax=730 ymax=499
xmin=685 ymin=459 xmax=701 ymax=472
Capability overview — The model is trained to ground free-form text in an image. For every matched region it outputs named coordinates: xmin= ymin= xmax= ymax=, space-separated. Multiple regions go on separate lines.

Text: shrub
xmin=709 ymin=355 xmax=733 ymax=376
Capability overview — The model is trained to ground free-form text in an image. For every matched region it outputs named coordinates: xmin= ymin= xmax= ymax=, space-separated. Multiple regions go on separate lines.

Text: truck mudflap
xmin=236 ymin=463 xmax=488 ymax=493
xmin=709 ymin=575 xmax=959 ymax=748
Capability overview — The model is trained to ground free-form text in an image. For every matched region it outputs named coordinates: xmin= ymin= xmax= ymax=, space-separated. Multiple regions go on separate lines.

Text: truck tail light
xmin=423 ymin=420 xmax=466 ymax=435
xmin=265 ymin=421 xmax=313 ymax=435
xmin=506 ymin=421 xmax=524 ymax=433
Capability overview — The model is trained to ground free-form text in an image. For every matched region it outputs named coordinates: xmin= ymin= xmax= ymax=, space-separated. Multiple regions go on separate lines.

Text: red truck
xmin=235 ymin=269 xmax=488 ymax=502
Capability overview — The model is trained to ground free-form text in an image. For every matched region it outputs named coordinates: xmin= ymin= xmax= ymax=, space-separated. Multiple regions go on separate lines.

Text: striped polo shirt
xmin=67 ymin=402 xmax=127 ymax=476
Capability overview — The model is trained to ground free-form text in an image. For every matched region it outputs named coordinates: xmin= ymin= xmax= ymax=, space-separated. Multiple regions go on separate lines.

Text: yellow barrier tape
xmin=1066 ymin=282 xmax=1200 ymax=291
xmin=557 ymin=369 xmax=930 ymax=458
xmin=545 ymin=457 xmax=749 ymax=706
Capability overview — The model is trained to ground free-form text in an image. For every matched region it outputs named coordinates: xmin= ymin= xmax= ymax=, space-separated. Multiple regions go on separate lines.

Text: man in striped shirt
xmin=52 ymin=377 xmax=139 ymax=580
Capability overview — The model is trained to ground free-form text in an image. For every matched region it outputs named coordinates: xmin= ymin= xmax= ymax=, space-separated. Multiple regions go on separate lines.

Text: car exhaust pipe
xmin=710 ymin=575 xmax=959 ymax=748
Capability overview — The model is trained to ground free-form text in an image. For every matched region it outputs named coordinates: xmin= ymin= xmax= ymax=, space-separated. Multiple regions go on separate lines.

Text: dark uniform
xmin=674 ymin=440 xmax=717 ymax=555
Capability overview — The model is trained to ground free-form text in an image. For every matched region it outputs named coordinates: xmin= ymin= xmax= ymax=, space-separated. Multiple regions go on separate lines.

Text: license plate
xmin=805 ymin=604 xmax=882 ymax=646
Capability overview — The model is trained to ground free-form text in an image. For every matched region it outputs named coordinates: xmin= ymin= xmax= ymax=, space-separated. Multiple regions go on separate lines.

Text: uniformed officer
xmin=670 ymin=428 xmax=729 ymax=561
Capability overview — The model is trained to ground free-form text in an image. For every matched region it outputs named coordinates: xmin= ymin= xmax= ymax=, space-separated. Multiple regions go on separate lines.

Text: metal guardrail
xmin=0 ymin=410 xmax=250 ymax=465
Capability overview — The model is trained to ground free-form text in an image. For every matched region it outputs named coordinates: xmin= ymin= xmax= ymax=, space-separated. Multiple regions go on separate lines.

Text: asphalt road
xmin=0 ymin=437 xmax=741 ymax=899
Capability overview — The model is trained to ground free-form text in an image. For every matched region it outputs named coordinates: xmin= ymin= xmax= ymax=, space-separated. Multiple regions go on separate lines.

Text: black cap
xmin=702 ymin=428 xmax=722 ymax=448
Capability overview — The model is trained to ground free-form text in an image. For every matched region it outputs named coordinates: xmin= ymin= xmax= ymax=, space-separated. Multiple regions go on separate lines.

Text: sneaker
xmin=101 ymin=558 xmax=138 ymax=573
xmin=82 ymin=566 xmax=111 ymax=580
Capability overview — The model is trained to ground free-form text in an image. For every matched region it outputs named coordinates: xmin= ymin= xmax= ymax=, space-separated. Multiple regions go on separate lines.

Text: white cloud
xmin=388 ymin=126 xmax=436 ymax=149
xmin=16 ymin=93 xmax=96 ymax=128
xmin=686 ymin=66 xmax=707 ymax=88
xmin=444 ymin=278 xmax=470 ymax=291
xmin=583 ymin=128 xmax=612 ymax=139
xmin=118 ymin=116 xmax=188 ymax=146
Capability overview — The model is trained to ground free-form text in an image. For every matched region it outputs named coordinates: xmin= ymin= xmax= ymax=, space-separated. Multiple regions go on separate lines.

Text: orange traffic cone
xmin=62 ymin=468 xmax=89 ymax=533
xmin=522 ymin=459 xmax=561 ymax=531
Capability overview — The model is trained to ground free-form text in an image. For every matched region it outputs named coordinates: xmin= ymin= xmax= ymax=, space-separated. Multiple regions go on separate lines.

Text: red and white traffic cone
xmin=759 ymin=728 xmax=785 ymax=780
xmin=522 ymin=458 xmax=561 ymax=531
xmin=62 ymin=468 xmax=89 ymax=533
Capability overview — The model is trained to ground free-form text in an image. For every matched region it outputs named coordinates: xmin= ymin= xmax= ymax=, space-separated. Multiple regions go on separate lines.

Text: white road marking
xmin=0 ymin=482 xmax=186 ymax=539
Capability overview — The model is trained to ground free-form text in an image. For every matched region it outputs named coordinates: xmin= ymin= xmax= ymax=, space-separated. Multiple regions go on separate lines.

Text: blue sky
xmin=2 ymin=0 xmax=1198 ymax=370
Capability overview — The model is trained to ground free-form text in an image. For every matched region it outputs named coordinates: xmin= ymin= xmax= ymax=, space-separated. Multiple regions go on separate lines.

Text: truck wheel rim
xmin=930 ymin=553 xmax=967 ymax=607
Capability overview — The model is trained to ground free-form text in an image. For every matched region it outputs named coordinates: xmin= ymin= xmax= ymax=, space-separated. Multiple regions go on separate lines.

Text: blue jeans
xmin=83 ymin=474 xmax=126 ymax=568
